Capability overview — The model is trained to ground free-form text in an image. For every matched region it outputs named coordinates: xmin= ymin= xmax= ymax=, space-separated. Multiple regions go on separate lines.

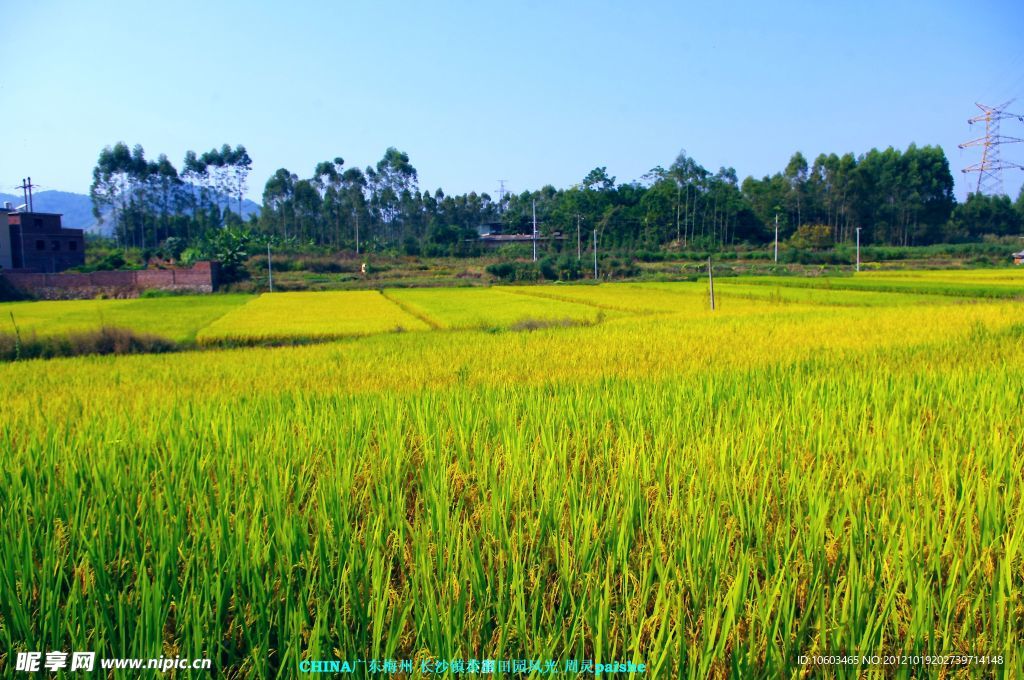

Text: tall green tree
xmin=90 ymin=142 xmax=134 ymax=245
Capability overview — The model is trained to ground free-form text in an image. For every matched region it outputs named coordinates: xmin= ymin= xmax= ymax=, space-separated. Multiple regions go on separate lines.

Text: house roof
xmin=8 ymin=211 xmax=65 ymax=218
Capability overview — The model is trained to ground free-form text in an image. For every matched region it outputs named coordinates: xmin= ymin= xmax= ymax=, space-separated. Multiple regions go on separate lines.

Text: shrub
xmin=0 ymin=327 xmax=178 ymax=361
xmin=509 ymin=316 xmax=589 ymax=332
xmin=538 ymin=257 xmax=558 ymax=281
xmin=789 ymin=224 xmax=834 ymax=250
xmin=485 ymin=262 xmax=516 ymax=280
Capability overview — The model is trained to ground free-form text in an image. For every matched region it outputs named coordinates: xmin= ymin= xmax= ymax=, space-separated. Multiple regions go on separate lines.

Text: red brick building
xmin=1 ymin=211 xmax=85 ymax=272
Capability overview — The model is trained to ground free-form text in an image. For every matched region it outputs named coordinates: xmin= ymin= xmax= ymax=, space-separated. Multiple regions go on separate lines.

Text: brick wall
xmin=0 ymin=261 xmax=219 ymax=300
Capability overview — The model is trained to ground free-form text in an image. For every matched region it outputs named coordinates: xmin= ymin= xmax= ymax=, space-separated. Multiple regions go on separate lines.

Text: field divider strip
xmin=193 ymin=294 xmax=268 ymax=342
xmin=194 ymin=331 xmax=385 ymax=349
xmin=707 ymin=284 xmax=853 ymax=307
xmin=182 ymin=295 xmax=257 ymax=343
xmin=379 ymin=289 xmax=444 ymax=329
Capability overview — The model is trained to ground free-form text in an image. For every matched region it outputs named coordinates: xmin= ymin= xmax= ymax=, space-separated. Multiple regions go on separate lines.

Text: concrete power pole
xmin=532 ymin=200 xmax=538 ymax=262
xmin=20 ymin=178 xmax=38 ymax=212
xmin=267 ymin=242 xmax=273 ymax=292
xmin=774 ymin=214 xmax=779 ymax=263
xmin=708 ymin=256 xmax=716 ymax=311
xmin=855 ymin=227 xmax=862 ymax=272
xmin=576 ymin=214 xmax=581 ymax=260
xmin=675 ymin=183 xmax=681 ymax=243
xmin=354 ymin=210 xmax=360 ymax=256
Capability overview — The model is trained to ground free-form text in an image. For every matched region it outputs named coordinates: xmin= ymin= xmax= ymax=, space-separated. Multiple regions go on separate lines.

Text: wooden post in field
xmin=708 ymin=256 xmax=715 ymax=311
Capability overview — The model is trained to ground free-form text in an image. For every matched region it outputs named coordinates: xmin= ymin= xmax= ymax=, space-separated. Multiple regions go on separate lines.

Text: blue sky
xmin=2 ymin=0 xmax=1022 ymax=203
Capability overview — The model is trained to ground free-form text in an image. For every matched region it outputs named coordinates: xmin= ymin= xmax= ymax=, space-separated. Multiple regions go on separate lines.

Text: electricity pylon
xmin=958 ymin=101 xmax=1024 ymax=195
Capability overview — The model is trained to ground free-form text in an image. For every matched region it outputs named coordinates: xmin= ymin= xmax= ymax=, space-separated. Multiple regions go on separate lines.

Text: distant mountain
xmin=0 ymin=189 xmax=261 ymax=235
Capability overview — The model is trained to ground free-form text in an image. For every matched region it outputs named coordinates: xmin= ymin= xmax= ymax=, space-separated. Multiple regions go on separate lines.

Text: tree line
xmin=253 ymin=144 xmax=1023 ymax=252
xmin=90 ymin=142 xmax=252 ymax=249
xmin=90 ymin=141 xmax=1024 ymax=257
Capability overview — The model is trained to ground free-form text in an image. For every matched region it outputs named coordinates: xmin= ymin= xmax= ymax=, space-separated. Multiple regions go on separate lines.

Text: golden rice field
xmin=195 ymin=291 xmax=430 ymax=344
xmin=1 ymin=269 xmax=1022 ymax=678
xmin=739 ymin=266 xmax=1024 ymax=299
xmin=383 ymin=287 xmax=607 ymax=329
xmin=0 ymin=294 xmax=250 ymax=342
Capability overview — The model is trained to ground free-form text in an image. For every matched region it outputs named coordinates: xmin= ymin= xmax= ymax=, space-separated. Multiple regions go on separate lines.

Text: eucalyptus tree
xmin=784 ymin=151 xmax=809 ymax=230
xmin=293 ymin=179 xmax=322 ymax=243
xmin=90 ymin=142 xmax=135 ymax=245
xmin=313 ymin=158 xmax=345 ymax=246
xmin=228 ymin=145 xmax=252 ymax=217
xmin=670 ymin=152 xmax=710 ymax=246
xmin=367 ymin=147 xmax=418 ymax=244
xmin=341 ymin=167 xmax=368 ymax=249
xmin=199 ymin=145 xmax=231 ymax=215
xmin=262 ymin=168 xmax=297 ymax=239
xmin=181 ymin=151 xmax=211 ymax=230
xmin=151 ymin=154 xmax=182 ymax=243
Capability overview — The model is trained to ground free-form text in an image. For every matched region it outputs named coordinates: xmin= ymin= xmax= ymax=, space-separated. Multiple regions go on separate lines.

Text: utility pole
xmin=353 ymin=210 xmax=360 ymax=256
xmin=682 ymin=183 xmax=690 ymax=247
xmin=855 ymin=227 xmax=862 ymax=272
xmin=774 ymin=214 xmax=779 ymax=263
xmin=593 ymin=229 xmax=598 ymax=280
xmin=532 ymin=200 xmax=538 ymax=262
xmin=19 ymin=178 xmax=38 ymax=212
xmin=708 ymin=256 xmax=716 ymax=310
xmin=576 ymin=214 xmax=581 ymax=260
xmin=675 ymin=183 xmax=681 ymax=243
xmin=267 ymin=242 xmax=273 ymax=292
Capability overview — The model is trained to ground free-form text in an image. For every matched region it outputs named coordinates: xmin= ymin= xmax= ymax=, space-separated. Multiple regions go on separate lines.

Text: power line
xmin=975 ymin=53 xmax=1024 ymax=105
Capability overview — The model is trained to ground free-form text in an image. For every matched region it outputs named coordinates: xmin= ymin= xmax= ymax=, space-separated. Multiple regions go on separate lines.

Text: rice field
xmin=0 ymin=273 xmax=1022 ymax=678
xmin=0 ymin=294 xmax=250 ymax=342
xmin=738 ymin=267 xmax=1024 ymax=299
xmin=383 ymin=287 xmax=606 ymax=329
xmin=500 ymin=283 xmax=714 ymax=315
xmin=195 ymin=291 xmax=429 ymax=344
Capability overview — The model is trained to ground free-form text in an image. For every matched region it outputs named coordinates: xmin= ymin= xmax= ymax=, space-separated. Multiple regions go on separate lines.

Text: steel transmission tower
xmin=958 ymin=100 xmax=1024 ymax=195
xmin=496 ymin=180 xmax=508 ymax=209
